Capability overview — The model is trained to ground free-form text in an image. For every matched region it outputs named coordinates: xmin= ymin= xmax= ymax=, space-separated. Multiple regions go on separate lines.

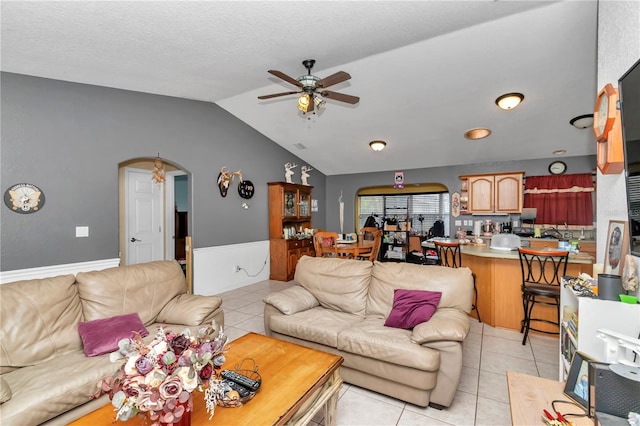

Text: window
xmin=357 ymin=184 xmax=450 ymax=236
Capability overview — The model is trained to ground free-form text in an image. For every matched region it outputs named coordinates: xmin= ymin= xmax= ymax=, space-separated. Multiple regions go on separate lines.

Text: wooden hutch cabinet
xmin=460 ymin=172 xmax=524 ymax=214
xmin=268 ymin=182 xmax=314 ymax=281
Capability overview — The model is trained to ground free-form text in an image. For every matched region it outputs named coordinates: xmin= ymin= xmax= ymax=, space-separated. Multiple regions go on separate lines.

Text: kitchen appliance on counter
xmin=482 ymin=220 xmax=493 ymax=237
xmin=489 ymin=233 xmax=522 ymax=251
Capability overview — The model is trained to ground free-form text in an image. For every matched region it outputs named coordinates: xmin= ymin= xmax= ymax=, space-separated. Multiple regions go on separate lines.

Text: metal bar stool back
xmin=517 ymin=247 xmax=569 ymax=345
xmin=433 ymin=240 xmax=481 ymax=322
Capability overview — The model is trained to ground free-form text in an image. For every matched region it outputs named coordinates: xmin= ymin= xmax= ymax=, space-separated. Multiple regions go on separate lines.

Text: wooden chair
xmin=517 ymin=248 xmax=569 ymax=345
xmin=433 ymin=240 xmax=482 ymax=323
xmin=357 ymin=229 xmax=382 ymax=261
xmin=360 ymin=227 xmax=379 ymax=241
xmin=313 ymin=231 xmax=339 ymax=258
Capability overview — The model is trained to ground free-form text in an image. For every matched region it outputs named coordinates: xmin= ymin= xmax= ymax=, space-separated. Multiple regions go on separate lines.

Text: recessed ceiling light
xmin=369 ymin=140 xmax=387 ymax=151
xmin=464 ymin=128 xmax=491 ymax=140
xmin=569 ymin=114 xmax=594 ymax=129
xmin=553 ymin=150 xmax=566 ymax=155
xmin=495 ymin=93 xmax=524 ymax=110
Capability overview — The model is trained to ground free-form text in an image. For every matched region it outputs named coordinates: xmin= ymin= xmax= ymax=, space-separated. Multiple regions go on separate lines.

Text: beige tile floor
xmin=218 ymin=279 xmax=560 ymax=426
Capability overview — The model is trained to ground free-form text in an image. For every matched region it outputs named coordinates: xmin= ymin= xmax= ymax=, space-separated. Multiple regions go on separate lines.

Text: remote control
xmin=222 ymin=379 xmax=251 ymax=398
xmin=221 ymin=370 xmax=261 ymax=391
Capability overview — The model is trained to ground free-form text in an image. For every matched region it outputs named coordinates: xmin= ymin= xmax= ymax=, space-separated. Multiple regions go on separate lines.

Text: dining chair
xmin=313 ymin=231 xmax=339 ymax=258
xmin=517 ymin=247 xmax=569 ymax=345
xmin=360 ymin=227 xmax=379 ymax=241
xmin=357 ymin=229 xmax=382 ymax=262
xmin=433 ymin=240 xmax=481 ymax=323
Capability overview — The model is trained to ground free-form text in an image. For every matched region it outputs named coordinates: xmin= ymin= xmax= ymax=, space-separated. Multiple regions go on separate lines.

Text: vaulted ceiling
xmin=1 ymin=1 xmax=598 ymax=175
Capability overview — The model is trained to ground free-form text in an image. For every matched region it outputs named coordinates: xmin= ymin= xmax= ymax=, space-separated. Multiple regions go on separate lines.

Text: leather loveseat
xmin=0 ymin=260 xmax=224 ymax=426
xmin=264 ymin=256 xmax=473 ymax=408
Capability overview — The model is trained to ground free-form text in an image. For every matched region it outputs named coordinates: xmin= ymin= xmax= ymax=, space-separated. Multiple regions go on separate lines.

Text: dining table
xmin=321 ymin=239 xmax=374 ymax=259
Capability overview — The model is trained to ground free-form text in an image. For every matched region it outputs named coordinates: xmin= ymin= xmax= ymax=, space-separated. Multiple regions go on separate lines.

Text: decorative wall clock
xmin=4 ymin=183 xmax=45 ymax=213
xmin=593 ymin=83 xmax=624 ymax=174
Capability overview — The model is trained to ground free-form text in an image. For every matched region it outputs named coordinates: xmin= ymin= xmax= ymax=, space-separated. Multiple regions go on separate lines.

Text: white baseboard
xmin=193 ymin=241 xmax=270 ymax=296
xmin=0 ymin=258 xmax=121 ymax=284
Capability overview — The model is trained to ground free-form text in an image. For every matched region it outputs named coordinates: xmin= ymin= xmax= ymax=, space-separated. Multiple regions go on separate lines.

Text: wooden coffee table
xmin=69 ymin=332 xmax=344 ymax=426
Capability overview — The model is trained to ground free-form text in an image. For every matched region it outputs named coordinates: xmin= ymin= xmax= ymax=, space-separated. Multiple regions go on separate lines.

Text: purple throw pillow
xmin=384 ymin=289 xmax=442 ymax=329
xmin=78 ymin=312 xmax=148 ymax=357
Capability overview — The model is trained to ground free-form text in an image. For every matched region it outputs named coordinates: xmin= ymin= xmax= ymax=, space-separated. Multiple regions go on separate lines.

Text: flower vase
xmin=159 ymin=409 xmax=190 ymax=426
xmin=158 ymin=393 xmax=193 ymax=426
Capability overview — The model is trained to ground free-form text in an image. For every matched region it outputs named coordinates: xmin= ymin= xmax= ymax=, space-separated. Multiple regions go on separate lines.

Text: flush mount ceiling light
xmin=495 ymin=93 xmax=524 ymax=110
xmin=369 ymin=140 xmax=387 ymax=151
xmin=569 ymin=114 xmax=594 ymax=129
xmin=464 ymin=128 xmax=491 ymax=140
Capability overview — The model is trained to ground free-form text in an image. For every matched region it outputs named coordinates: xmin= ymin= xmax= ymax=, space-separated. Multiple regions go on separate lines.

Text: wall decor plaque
xmin=4 ymin=183 xmax=45 ymax=213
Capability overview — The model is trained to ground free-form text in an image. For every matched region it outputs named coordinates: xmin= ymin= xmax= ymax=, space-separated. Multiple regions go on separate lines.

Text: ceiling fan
xmin=258 ymin=59 xmax=360 ymax=114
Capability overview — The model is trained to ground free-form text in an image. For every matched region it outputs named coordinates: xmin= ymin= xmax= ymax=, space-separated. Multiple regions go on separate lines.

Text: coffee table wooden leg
xmin=323 ymin=389 xmax=339 ymax=426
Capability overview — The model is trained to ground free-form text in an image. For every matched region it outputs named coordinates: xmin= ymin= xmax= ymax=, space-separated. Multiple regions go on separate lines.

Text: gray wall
xmin=325 ymin=156 xmax=596 ymax=234
xmin=1 ymin=73 xmax=326 ymax=270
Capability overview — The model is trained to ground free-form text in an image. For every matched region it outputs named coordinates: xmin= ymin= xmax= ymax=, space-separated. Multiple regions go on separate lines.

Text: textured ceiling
xmin=1 ymin=1 xmax=599 ymax=175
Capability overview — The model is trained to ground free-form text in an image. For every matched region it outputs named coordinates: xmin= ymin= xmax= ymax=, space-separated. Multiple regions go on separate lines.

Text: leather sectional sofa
xmin=0 ymin=260 xmax=224 ymax=425
xmin=264 ymin=256 xmax=474 ymax=408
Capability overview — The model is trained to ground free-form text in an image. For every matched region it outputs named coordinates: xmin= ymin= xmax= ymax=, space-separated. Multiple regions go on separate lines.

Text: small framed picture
xmin=563 ymin=351 xmax=593 ymax=411
xmin=603 ymin=220 xmax=629 ymax=275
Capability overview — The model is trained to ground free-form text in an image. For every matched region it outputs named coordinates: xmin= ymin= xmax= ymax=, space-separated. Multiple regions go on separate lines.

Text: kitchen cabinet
xmin=268 ymin=182 xmax=314 ymax=281
xmin=460 ymin=172 xmax=524 ymax=214
xmin=559 ymin=282 xmax=640 ymax=380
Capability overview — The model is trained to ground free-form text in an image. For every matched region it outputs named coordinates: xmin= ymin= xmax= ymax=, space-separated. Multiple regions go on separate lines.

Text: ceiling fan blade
xmin=320 ymin=90 xmax=360 ymax=104
xmin=316 ymin=71 xmax=351 ymax=88
xmin=258 ymin=91 xmax=300 ymax=100
xmin=268 ymin=70 xmax=303 ymax=88
xmin=307 ymin=95 xmax=315 ymax=113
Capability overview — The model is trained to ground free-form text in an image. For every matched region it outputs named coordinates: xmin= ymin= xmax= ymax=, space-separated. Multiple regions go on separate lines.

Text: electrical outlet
xmin=235 ymin=265 xmax=241 ymax=273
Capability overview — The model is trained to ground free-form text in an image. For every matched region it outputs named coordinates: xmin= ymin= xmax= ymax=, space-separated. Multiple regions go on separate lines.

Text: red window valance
xmin=523 ymin=173 xmax=594 ymax=226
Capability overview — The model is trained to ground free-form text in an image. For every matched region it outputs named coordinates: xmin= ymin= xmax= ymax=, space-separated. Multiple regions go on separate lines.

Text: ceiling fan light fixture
xmin=297 ymin=93 xmax=310 ymax=112
xmin=369 ymin=140 xmax=387 ymax=151
xmin=314 ymin=96 xmax=325 ymax=109
xmin=464 ymin=128 xmax=491 ymax=140
xmin=495 ymin=92 xmax=524 ymax=110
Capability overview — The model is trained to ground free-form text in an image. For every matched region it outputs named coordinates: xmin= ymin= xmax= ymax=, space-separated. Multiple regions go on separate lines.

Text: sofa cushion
xmin=263 ymin=285 xmax=319 ymax=315
xmin=0 ymin=349 xmax=120 ymax=425
xmin=337 ymin=319 xmax=440 ymax=371
xmin=0 ymin=274 xmax=83 ymax=368
xmin=78 ymin=312 xmax=148 ymax=357
xmin=384 ymin=289 xmax=441 ymax=329
xmin=366 ymin=261 xmax=473 ymax=318
xmin=76 ymin=260 xmax=186 ymax=325
xmin=0 ymin=376 xmax=11 ymax=404
xmin=157 ymin=294 xmax=223 ymax=326
xmin=268 ymin=307 xmax=363 ymax=348
xmin=294 ymin=256 xmax=372 ymax=316
xmin=411 ymin=308 xmax=471 ymax=344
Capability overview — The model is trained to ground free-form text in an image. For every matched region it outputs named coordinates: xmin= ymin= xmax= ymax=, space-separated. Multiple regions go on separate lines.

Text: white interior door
xmin=126 ymin=168 xmax=163 ymax=265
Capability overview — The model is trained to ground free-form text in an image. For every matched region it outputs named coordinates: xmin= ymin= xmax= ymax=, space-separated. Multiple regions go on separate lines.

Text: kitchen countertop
xmin=422 ymin=239 xmax=593 ymax=264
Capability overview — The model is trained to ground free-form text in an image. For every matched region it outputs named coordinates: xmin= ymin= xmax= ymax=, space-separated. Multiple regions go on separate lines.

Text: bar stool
xmin=517 ymin=248 xmax=569 ymax=345
xmin=433 ymin=240 xmax=481 ymax=322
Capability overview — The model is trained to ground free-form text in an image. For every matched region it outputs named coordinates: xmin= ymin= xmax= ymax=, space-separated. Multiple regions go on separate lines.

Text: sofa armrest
xmin=263 ymin=285 xmax=319 ymax=315
xmin=1 ymin=376 xmax=12 ymax=404
xmin=410 ymin=308 xmax=470 ymax=344
xmin=157 ymin=294 xmax=223 ymax=326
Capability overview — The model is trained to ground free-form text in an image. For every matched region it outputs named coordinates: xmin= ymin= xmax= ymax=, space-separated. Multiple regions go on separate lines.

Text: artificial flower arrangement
xmin=94 ymin=321 xmax=229 ymax=426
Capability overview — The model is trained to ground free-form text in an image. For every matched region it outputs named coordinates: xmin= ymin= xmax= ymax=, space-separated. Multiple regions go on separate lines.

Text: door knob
xmin=130 ymin=237 xmax=141 ymax=242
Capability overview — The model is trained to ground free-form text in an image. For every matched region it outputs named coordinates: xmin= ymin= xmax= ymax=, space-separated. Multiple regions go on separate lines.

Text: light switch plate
xmin=76 ymin=226 xmax=89 ymax=238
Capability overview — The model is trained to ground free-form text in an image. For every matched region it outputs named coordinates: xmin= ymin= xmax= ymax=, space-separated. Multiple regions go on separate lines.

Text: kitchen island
xmin=427 ymin=242 xmax=594 ymax=333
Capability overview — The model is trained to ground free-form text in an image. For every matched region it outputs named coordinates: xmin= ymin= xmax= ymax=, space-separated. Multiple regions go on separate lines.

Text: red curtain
xmin=523 ymin=174 xmax=594 ymax=226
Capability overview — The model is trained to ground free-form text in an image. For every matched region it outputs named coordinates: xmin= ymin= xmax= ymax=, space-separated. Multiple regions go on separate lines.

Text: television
xmin=620 ymin=58 xmax=640 ymax=257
